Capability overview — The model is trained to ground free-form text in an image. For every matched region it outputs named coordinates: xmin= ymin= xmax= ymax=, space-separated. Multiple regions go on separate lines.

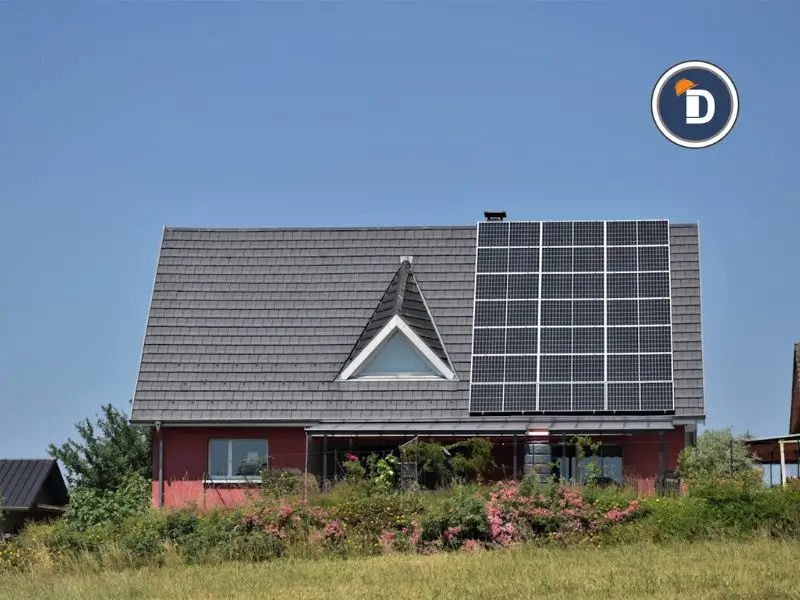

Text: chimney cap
xmin=484 ymin=211 xmax=507 ymax=221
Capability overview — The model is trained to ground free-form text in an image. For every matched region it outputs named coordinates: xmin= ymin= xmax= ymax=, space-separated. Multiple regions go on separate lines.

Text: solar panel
xmin=469 ymin=220 xmax=674 ymax=413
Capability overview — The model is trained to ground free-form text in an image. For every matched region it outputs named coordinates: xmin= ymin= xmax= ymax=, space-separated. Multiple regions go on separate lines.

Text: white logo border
xmin=651 ymin=60 xmax=739 ymax=149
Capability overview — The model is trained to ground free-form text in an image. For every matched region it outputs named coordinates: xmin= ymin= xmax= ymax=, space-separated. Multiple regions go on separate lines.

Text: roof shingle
xmin=130 ymin=224 xmax=705 ymax=425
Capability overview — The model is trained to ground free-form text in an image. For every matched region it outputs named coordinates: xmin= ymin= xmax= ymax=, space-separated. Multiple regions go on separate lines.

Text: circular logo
xmin=651 ymin=60 xmax=739 ymax=149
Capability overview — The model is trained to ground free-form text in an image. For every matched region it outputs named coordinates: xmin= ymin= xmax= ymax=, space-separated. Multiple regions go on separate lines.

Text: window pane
xmin=209 ymin=440 xmax=229 ymax=477
xmin=231 ymin=440 xmax=268 ymax=477
xmin=360 ymin=333 xmax=436 ymax=376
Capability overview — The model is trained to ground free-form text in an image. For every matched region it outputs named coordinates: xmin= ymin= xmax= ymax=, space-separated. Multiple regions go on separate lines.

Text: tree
xmin=677 ymin=428 xmax=758 ymax=481
xmin=48 ymin=404 xmax=151 ymax=491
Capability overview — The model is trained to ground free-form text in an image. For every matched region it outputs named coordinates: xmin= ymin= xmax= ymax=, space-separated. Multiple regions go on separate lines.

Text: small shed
xmin=0 ymin=459 xmax=69 ymax=535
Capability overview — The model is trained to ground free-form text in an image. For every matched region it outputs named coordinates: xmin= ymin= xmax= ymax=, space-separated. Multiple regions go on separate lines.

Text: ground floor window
xmin=208 ymin=439 xmax=268 ymax=479
xmin=551 ymin=444 xmax=623 ymax=484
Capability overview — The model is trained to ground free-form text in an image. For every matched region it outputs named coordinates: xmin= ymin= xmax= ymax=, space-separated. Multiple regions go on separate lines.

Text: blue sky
xmin=1 ymin=1 xmax=798 ymax=457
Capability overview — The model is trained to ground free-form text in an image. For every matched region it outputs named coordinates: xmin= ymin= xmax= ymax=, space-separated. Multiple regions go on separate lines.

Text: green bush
xmin=609 ymin=485 xmax=800 ymax=544
xmin=178 ymin=509 xmax=242 ymax=565
xmin=519 ymin=473 xmax=557 ymax=499
xmin=260 ymin=469 xmax=317 ymax=499
xmin=63 ymin=472 xmax=150 ymax=531
xmin=401 ymin=442 xmax=451 ymax=489
xmin=678 ymin=429 xmax=760 ymax=492
xmin=117 ymin=514 xmax=166 ymax=566
xmin=581 ymin=482 xmax=638 ymax=512
xmin=421 ymin=488 xmax=488 ymax=544
xmin=448 ymin=439 xmax=495 ymax=483
xmin=366 ymin=453 xmax=399 ymax=491
xmin=161 ymin=508 xmax=200 ymax=541
xmin=331 ymin=490 xmax=424 ymax=538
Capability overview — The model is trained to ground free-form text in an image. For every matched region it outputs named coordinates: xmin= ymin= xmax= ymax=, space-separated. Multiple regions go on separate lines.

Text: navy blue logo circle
xmin=651 ymin=61 xmax=739 ymax=149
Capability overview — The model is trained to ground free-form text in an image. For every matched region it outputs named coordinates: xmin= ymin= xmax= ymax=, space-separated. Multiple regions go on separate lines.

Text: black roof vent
xmin=484 ymin=211 xmax=507 ymax=221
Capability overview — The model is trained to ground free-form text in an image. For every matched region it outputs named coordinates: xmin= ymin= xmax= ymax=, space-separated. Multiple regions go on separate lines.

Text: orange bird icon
xmin=675 ymin=78 xmax=698 ymax=96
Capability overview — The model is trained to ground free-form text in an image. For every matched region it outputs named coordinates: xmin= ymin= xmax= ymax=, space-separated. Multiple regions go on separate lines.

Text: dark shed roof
xmin=0 ymin=459 xmax=69 ymax=510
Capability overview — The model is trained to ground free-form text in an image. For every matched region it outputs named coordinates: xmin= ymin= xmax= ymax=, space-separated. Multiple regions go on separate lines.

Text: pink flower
xmin=444 ymin=526 xmax=463 ymax=542
xmin=322 ymin=520 xmax=346 ymax=542
xmin=378 ymin=530 xmax=396 ymax=552
xmin=461 ymin=539 xmax=482 ymax=553
xmin=264 ymin=522 xmax=286 ymax=539
xmin=345 ymin=453 xmax=359 ymax=462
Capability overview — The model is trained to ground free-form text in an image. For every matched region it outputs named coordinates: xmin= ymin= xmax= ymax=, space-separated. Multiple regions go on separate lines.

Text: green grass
xmin=1 ymin=539 xmax=796 ymax=600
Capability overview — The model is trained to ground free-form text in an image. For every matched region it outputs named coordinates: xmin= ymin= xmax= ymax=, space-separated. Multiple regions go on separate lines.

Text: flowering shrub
xmin=378 ymin=519 xmax=422 ymax=553
xmin=343 ymin=454 xmax=367 ymax=482
xmin=235 ymin=500 xmax=330 ymax=539
xmin=331 ymin=491 xmax=423 ymax=539
xmin=420 ymin=489 xmax=488 ymax=548
xmin=12 ymin=475 xmax=800 ymax=573
xmin=0 ymin=540 xmax=34 ymax=571
xmin=486 ymin=481 xmax=642 ymax=545
xmin=461 ymin=538 xmax=482 ymax=553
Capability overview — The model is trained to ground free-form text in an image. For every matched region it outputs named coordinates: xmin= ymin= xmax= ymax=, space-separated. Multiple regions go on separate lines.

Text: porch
xmin=307 ymin=424 xmax=688 ymax=495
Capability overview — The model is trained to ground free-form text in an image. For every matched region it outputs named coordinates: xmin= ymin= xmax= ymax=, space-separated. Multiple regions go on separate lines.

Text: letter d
xmin=685 ymin=89 xmax=715 ymax=125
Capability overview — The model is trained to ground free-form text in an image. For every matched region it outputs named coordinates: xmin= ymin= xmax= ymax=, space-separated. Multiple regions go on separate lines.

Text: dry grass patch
xmin=2 ymin=539 xmax=798 ymax=600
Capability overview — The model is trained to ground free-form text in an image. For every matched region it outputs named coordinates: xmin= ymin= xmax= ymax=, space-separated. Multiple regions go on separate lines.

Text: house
xmin=0 ymin=459 xmax=69 ymax=535
xmin=745 ymin=343 xmax=800 ymax=486
xmin=130 ymin=215 xmax=705 ymax=508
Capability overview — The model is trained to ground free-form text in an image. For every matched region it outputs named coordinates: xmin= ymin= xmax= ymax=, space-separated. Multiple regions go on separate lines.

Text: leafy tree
xmin=678 ymin=428 xmax=760 ymax=491
xmin=48 ymin=404 xmax=151 ymax=491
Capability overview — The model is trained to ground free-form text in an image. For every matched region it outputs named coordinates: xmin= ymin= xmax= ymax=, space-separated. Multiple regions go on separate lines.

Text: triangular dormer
xmin=338 ymin=259 xmax=456 ymax=381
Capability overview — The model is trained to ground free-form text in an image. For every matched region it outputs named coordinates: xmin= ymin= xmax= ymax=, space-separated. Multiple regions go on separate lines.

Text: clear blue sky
xmin=1 ymin=2 xmax=798 ymax=457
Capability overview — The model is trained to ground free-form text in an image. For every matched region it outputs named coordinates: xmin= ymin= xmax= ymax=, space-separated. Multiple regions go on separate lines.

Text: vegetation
xmin=398 ymin=438 xmax=495 ymax=488
xmin=1 ymin=539 xmax=797 ymax=600
xmin=678 ymin=428 xmax=757 ymax=482
xmin=47 ymin=404 xmax=150 ymax=491
xmin=5 ymin=428 xmax=799 ymax=599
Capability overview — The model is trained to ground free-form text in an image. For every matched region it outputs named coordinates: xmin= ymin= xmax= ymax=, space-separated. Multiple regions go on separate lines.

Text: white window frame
xmin=207 ymin=438 xmax=269 ymax=482
xmin=339 ymin=315 xmax=456 ymax=381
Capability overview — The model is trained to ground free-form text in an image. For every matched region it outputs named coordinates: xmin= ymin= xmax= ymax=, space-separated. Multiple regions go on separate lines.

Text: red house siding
xmin=152 ymin=427 xmax=307 ymax=509
xmin=613 ymin=428 xmax=685 ymax=494
xmin=151 ymin=426 xmax=687 ymax=508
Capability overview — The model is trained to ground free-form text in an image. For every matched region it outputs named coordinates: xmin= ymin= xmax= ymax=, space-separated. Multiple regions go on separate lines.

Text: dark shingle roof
xmin=131 ymin=226 xmax=475 ymax=424
xmin=130 ymin=223 xmax=705 ymax=425
xmin=0 ymin=459 xmax=68 ymax=510
xmin=341 ymin=259 xmax=452 ymax=373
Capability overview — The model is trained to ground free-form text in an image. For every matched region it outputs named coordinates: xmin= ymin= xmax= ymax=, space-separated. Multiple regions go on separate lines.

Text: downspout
xmin=303 ymin=431 xmax=310 ymax=503
xmin=155 ymin=421 xmax=164 ymax=509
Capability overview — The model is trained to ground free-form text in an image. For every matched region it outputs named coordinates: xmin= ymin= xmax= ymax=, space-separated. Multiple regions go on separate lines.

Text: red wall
xmin=613 ymin=427 xmax=685 ymax=494
xmin=152 ymin=426 xmax=687 ymax=508
xmin=152 ymin=427 xmax=307 ymax=509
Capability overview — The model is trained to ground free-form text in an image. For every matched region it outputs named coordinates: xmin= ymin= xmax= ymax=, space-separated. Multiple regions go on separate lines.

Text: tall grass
xmin=1 ymin=539 xmax=796 ymax=600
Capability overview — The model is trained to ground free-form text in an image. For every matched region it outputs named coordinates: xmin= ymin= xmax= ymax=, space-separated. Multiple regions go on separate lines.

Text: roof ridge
xmin=163 ymin=225 xmax=475 ymax=232
xmin=393 ymin=261 xmax=411 ymax=316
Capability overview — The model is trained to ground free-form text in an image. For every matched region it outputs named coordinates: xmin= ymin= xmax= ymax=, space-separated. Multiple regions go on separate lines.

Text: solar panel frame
xmin=470 ymin=219 xmax=675 ymax=414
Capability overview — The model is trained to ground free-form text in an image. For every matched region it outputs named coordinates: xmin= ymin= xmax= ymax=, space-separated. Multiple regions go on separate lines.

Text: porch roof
xmin=305 ymin=416 xmax=677 ymax=437
xmin=746 ymin=434 xmax=800 ymax=463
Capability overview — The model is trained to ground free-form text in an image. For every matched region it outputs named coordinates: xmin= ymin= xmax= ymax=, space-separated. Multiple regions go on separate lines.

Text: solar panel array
xmin=469 ymin=220 xmax=675 ymax=413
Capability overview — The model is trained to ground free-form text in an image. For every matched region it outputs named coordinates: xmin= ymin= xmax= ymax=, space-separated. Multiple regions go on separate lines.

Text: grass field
xmin=1 ymin=539 xmax=796 ymax=600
